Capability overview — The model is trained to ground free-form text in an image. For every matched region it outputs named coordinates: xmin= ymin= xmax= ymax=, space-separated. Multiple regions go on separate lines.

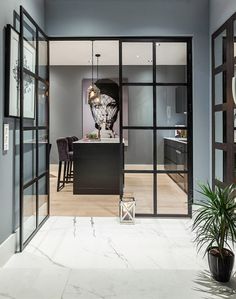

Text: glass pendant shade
xmin=88 ymin=84 xmax=101 ymax=105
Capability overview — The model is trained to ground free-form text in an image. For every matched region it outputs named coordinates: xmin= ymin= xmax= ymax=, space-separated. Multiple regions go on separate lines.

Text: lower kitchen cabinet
xmin=164 ymin=138 xmax=188 ymax=193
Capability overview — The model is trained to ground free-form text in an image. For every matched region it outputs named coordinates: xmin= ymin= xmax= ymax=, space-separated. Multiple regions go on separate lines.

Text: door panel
xmin=121 ymin=39 xmax=192 ymax=216
xmin=19 ymin=6 xmax=49 ymax=250
xmin=212 ymin=18 xmax=235 ymax=187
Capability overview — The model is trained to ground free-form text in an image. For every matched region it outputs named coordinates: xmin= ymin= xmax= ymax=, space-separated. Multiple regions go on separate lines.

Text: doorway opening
xmin=49 ymin=38 xmax=193 ymax=218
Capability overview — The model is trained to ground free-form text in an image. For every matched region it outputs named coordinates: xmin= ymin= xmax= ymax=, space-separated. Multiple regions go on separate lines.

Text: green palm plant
xmin=192 ymin=183 xmax=236 ymax=257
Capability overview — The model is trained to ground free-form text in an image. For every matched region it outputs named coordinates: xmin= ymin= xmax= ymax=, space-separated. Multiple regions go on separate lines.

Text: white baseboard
xmin=0 ymin=233 xmax=16 ymax=267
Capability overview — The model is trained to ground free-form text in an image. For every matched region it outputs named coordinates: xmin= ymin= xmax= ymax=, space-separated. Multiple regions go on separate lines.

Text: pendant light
xmin=88 ymin=41 xmax=101 ymax=105
xmin=94 ymin=53 xmax=101 ymax=104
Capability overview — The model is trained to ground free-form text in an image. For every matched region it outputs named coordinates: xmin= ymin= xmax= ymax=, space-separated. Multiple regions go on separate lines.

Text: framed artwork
xmin=5 ymin=25 xmax=20 ymax=117
xmin=5 ymin=24 xmax=36 ymax=119
xmin=82 ymin=78 xmax=129 ymax=140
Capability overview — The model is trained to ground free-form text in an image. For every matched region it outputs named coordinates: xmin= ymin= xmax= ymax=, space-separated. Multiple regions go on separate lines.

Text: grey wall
xmin=0 ymin=0 xmax=45 ymax=245
xmin=50 ymin=65 xmax=185 ymax=165
xmin=46 ymin=0 xmax=210 ymax=198
xmin=210 ymin=0 xmax=236 ymax=34
xmin=50 ymin=66 xmax=119 ymax=163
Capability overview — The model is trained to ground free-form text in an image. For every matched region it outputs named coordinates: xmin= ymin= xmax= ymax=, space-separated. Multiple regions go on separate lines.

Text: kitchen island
xmin=73 ymin=138 xmax=123 ymax=195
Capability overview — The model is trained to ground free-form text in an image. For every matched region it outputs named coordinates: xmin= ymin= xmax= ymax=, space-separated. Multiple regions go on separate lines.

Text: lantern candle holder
xmin=119 ymin=197 xmax=135 ymax=224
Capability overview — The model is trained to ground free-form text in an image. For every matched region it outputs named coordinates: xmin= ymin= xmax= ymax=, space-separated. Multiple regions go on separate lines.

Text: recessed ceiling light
xmin=136 ymin=55 xmax=140 ymax=58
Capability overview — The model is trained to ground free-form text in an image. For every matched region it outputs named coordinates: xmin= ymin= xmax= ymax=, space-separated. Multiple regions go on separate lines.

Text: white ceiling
xmin=50 ymin=41 xmax=187 ymax=66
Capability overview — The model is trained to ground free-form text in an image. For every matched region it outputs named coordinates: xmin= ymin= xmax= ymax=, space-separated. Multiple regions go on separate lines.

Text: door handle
xmin=232 ymin=77 xmax=236 ymax=104
xmin=176 ymin=150 xmax=181 ymax=155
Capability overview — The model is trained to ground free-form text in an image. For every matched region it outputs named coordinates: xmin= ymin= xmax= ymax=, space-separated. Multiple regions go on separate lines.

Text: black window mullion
xmin=22 ymin=68 xmax=49 ymax=86
xmin=35 ymin=28 xmax=39 ymax=228
xmin=46 ymin=38 xmax=50 ymax=217
xmin=119 ymin=40 xmax=124 ymax=198
xmin=19 ymin=6 xmax=24 ymax=251
xmin=122 ymin=82 xmax=153 ymax=86
xmin=156 ymin=83 xmax=188 ymax=86
xmin=121 ymin=82 xmax=188 ymax=87
xmin=187 ymin=38 xmax=193 ymax=217
xmin=153 ymin=41 xmax=157 ymax=215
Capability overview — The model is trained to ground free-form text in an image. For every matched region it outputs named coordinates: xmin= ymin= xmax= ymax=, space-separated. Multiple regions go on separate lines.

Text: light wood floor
xmin=50 ymin=164 xmax=188 ymax=216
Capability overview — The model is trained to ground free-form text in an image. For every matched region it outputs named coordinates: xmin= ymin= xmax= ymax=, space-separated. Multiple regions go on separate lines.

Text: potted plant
xmin=192 ymin=183 xmax=236 ymax=282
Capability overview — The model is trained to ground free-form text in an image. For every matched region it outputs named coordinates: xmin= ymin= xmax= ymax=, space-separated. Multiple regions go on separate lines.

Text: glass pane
xmin=123 ymin=86 xmax=153 ymax=126
xmin=39 ymin=130 xmax=48 ymax=175
xmin=215 ymin=111 xmax=226 ymax=143
xmin=156 ymin=86 xmax=187 ymax=126
xmin=158 ymin=130 xmax=188 ymax=171
xmin=14 ymin=127 xmax=20 ymax=233
xmin=38 ymin=32 xmax=48 ymax=79
xmin=38 ymin=81 xmax=48 ymax=126
xmin=23 ymin=15 xmax=36 ymax=48
xmin=157 ymin=174 xmax=188 ymax=215
xmin=234 ymin=153 xmax=236 ymax=181
xmin=23 ymin=39 xmax=36 ymax=74
xmin=23 ymin=74 xmax=35 ymax=123
xmin=215 ymin=149 xmax=226 ymax=182
xmin=122 ymin=42 xmax=153 ymax=83
xmin=124 ymin=173 xmax=153 ymax=214
xmin=214 ymin=72 xmax=226 ymax=105
xmin=124 ymin=129 xmax=153 ymax=170
xmin=23 ymin=130 xmax=36 ymax=184
xmin=214 ymin=29 xmax=226 ymax=68
xmin=234 ymin=65 xmax=236 ymax=100
xmin=234 ymin=21 xmax=236 ymax=57
xmin=156 ymin=42 xmax=187 ymax=83
xmin=23 ymin=183 xmax=36 ymax=242
xmin=14 ymin=13 xmax=20 ymax=33
xmin=23 ymin=16 xmax=36 ymax=75
xmin=234 ymin=109 xmax=236 ymax=143
xmin=38 ymin=175 xmax=48 ymax=224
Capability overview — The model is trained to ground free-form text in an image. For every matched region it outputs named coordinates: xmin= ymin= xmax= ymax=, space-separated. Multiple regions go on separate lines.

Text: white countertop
xmin=164 ymin=137 xmax=187 ymax=144
xmin=74 ymin=137 xmax=123 ymax=144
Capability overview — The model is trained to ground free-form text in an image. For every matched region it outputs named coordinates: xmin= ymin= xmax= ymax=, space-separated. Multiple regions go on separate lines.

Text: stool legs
xmin=66 ymin=161 xmax=73 ymax=183
xmin=57 ymin=161 xmax=68 ymax=191
xmin=57 ymin=160 xmax=74 ymax=191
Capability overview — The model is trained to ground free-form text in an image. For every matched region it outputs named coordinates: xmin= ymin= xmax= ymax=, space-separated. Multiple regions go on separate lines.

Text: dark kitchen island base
xmin=73 ymin=140 xmax=122 ymax=195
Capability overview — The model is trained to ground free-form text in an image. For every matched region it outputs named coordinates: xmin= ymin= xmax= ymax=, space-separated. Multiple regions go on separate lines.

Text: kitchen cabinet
xmin=175 ymin=86 xmax=187 ymax=113
xmin=164 ymin=138 xmax=188 ymax=193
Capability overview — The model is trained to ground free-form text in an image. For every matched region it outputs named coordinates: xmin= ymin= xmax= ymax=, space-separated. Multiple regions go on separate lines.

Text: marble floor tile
xmin=1 ymin=217 xmax=236 ymax=298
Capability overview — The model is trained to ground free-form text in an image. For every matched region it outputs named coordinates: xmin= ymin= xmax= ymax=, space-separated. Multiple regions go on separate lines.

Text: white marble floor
xmin=1 ymin=217 xmax=236 ymax=299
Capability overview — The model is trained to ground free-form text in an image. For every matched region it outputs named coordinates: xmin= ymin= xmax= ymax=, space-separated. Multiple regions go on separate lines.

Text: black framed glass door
xmin=120 ymin=38 xmax=193 ymax=217
xmin=19 ymin=6 xmax=50 ymax=250
xmin=212 ymin=13 xmax=236 ymax=188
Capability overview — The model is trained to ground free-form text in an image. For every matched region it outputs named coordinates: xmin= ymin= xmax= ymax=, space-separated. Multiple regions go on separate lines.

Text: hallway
xmin=0 ymin=217 xmax=235 ymax=298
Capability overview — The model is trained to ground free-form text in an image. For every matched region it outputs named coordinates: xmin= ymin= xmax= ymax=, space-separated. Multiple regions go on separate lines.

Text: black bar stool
xmin=56 ymin=138 xmax=72 ymax=191
xmin=66 ymin=136 xmax=74 ymax=183
xmin=70 ymin=136 xmax=79 ymax=178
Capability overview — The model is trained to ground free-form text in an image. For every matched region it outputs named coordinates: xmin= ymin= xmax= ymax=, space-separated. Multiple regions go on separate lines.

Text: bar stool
xmin=72 ymin=136 xmax=79 ymax=142
xmin=66 ymin=136 xmax=74 ymax=183
xmin=56 ymin=138 xmax=72 ymax=191
xmin=70 ymin=136 xmax=79 ymax=179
